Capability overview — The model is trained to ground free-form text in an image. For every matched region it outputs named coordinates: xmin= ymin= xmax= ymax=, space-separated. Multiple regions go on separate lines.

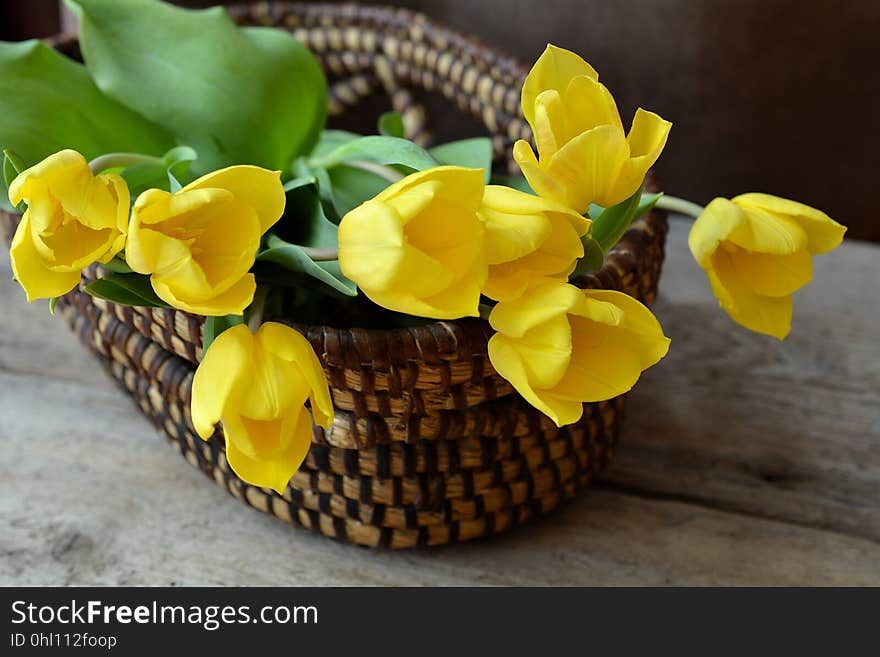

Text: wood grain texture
xmin=0 ymin=217 xmax=877 ymax=585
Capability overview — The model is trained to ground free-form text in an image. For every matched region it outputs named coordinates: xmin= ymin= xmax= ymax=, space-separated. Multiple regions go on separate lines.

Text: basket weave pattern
xmin=2 ymin=2 xmax=668 ymax=548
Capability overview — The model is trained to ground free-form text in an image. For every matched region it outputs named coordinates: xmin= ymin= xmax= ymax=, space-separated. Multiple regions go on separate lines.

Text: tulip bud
xmin=191 ymin=322 xmax=333 ymax=494
xmin=338 ymin=166 xmax=487 ymax=319
xmin=689 ymin=193 xmax=846 ymax=339
xmin=488 ymin=280 xmax=669 ymax=426
xmin=478 ymin=185 xmax=590 ymax=301
xmin=8 ymin=149 xmax=129 ymax=301
xmin=514 ymin=44 xmax=671 ymax=213
xmin=125 ymin=165 xmax=285 ymax=316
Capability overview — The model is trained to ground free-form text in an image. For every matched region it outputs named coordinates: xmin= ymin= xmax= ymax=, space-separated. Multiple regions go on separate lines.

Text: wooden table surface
xmin=1 ymin=217 xmax=877 ymax=586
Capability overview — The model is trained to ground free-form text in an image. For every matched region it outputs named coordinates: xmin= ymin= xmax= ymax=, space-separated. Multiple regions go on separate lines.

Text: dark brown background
xmin=4 ymin=0 xmax=878 ymax=240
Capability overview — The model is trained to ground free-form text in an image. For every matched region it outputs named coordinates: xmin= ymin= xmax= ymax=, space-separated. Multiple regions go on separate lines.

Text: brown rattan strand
xmin=1 ymin=2 xmax=669 ymax=547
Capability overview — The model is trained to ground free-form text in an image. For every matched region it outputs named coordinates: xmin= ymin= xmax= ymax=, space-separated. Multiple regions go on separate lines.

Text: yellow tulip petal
xmin=482 ymin=264 xmax=532 ymax=302
xmin=547 ymin=316 xmax=645 ymax=402
xmin=152 ymin=273 xmax=256 ymax=316
xmin=513 ymin=313 xmax=573 ymax=389
xmin=479 ymin=197 xmax=552 ymax=265
xmin=512 ymin=139 xmax=572 ymax=207
xmin=708 ymin=249 xmax=793 ymax=340
xmin=582 ymin=289 xmax=671 ymax=366
xmin=8 ymin=149 xmax=91 ymax=209
xmin=608 ymin=108 xmax=672 ymax=207
xmin=728 ymin=207 xmax=808 ymax=255
xmin=729 ymin=248 xmax=813 ymax=298
xmin=191 ymin=324 xmax=254 ymax=440
xmin=241 ymin=344 xmax=311 ymax=422
xmin=488 ymin=334 xmax=583 ymax=427
xmin=688 ymin=198 xmax=746 ymax=268
xmin=257 ymin=322 xmax=334 ymax=430
xmin=489 ymin=280 xmax=583 ymax=337
xmin=338 ymin=200 xmax=407 ymax=291
xmin=223 ymin=405 xmax=313 ymax=494
xmin=545 ymin=124 xmax=629 ymax=213
xmin=183 ymin=165 xmax=285 ymax=234
xmin=517 ymin=211 xmax=585 ymax=273
xmin=102 ymin=173 xmax=131 ymax=243
xmin=522 ymin=44 xmax=599 ymax=128
xmin=532 ymin=90 xmax=569 ymax=158
xmin=9 ymin=212 xmax=81 ymax=301
xmin=733 ymin=193 xmax=846 ymax=254
xmin=563 ymin=75 xmax=623 ymax=134
xmin=379 ymin=166 xmax=485 ymax=213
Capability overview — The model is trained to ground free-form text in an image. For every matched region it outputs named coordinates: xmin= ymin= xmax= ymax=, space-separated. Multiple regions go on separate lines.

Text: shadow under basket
xmin=3 ymin=2 xmax=668 ymax=549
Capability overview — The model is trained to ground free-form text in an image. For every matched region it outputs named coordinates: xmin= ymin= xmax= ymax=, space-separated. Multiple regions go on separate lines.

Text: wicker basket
xmin=1 ymin=2 xmax=668 ymax=548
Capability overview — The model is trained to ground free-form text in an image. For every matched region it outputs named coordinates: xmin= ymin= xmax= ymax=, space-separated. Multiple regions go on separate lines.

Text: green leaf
xmin=327 ymin=165 xmax=390 ymax=217
xmin=83 ymin=273 xmax=171 ymax=308
xmin=309 ymin=130 xmax=361 ymax=159
xmin=1 ymin=149 xmax=27 ymax=213
xmin=120 ymin=145 xmax=198 ymax=198
xmin=258 ymin=182 xmax=356 ymax=296
xmin=635 ymin=192 xmax=663 ymax=218
xmin=258 ymin=236 xmax=356 ymax=297
xmin=312 ymin=135 xmax=440 ymax=171
xmin=590 ymin=187 xmax=644 ymax=253
xmin=67 ymin=0 xmax=327 ymax=173
xmin=378 ymin=112 xmax=405 ymax=138
xmin=48 ymin=297 xmax=59 ymax=316
xmin=429 ymin=138 xmax=493 ymax=183
xmin=102 ymin=257 xmax=133 ymax=274
xmin=571 ymin=235 xmax=605 ymax=277
xmin=0 ymin=40 xmax=174 ymax=173
xmin=202 ymin=314 xmax=244 ymax=352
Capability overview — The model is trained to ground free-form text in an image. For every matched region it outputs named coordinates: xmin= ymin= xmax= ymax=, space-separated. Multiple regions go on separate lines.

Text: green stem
xmin=654 ymin=195 xmax=705 ymax=219
xmin=88 ymin=152 xmax=163 ymax=174
xmin=247 ymin=285 xmax=270 ymax=332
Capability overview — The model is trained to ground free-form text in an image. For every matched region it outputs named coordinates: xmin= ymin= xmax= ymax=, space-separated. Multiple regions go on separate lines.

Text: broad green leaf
xmin=378 ymin=112 xmax=405 ymax=138
xmin=590 ymin=187 xmax=644 ymax=253
xmin=327 ymin=165 xmax=389 ymax=217
xmin=309 ymin=130 xmax=361 ymax=159
xmin=0 ymin=40 xmax=173 ymax=177
xmin=202 ymin=314 xmax=244 ymax=352
xmin=429 ymin=138 xmax=493 ymax=182
xmin=84 ymin=273 xmax=171 ymax=308
xmin=312 ymin=135 xmax=440 ymax=171
xmin=67 ymin=0 xmax=327 ymax=173
xmin=1 ymin=149 xmax=27 ymax=213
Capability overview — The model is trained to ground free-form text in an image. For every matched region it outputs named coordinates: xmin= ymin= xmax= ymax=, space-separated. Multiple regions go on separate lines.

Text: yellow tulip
xmin=488 ymin=280 xmax=669 ymax=426
xmin=478 ymin=185 xmax=591 ymax=301
xmin=688 ymin=193 xmax=846 ymax=339
xmin=125 ymin=165 xmax=285 ymax=316
xmin=338 ymin=166 xmax=487 ymax=319
xmin=191 ymin=322 xmax=333 ymax=494
xmin=513 ymin=44 xmax=672 ymax=213
xmin=8 ymin=149 xmax=129 ymax=301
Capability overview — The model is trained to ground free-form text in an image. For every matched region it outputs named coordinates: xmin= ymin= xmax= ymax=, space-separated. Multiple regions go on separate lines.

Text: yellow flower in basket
xmin=191 ymin=322 xmax=334 ymax=494
xmin=8 ymin=149 xmax=129 ymax=301
xmin=338 ymin=166 xmax=487 ymax=319
xmin=689 ymin=193 xmax=846 ymax=339
xmin=126 ymin=165 xmax=285 ymax=316
xmin=488 ymin=280 xmax=670 ymax=426
xmin=478 ymin=185 xmax=591 ymax=302
xmin=513 ymin=44 xmax=672 ymax=213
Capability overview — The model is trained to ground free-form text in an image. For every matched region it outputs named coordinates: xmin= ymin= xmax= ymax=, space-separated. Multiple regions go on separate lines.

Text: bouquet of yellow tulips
xmin=1 ymin=0 xmax=845 ymax=498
